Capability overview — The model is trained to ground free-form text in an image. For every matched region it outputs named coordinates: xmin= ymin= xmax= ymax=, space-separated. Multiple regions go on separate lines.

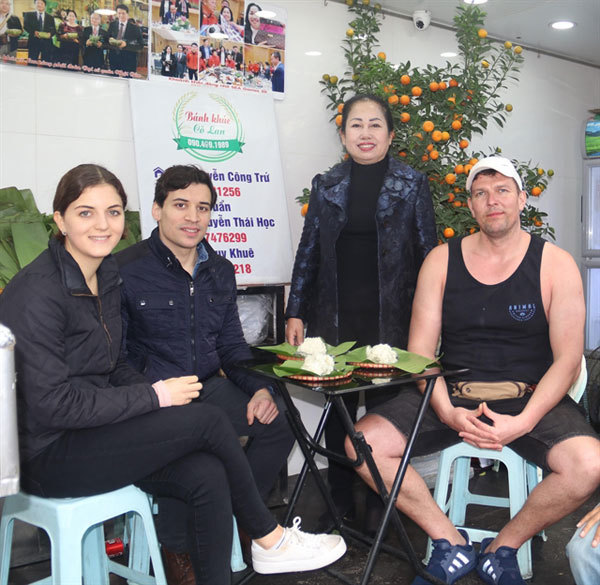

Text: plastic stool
xmin=426 ymin=443 xmax=540 ymax=579
xmin=230 ymin=516 xmax=247 ymax=572
xmin=424 ymin=358 xmax=587 ymax=579
xmin=0 ymin=485 xmax=166 ymax=585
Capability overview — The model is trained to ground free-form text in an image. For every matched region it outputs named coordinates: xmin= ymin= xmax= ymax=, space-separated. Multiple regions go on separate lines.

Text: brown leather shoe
xmin=161 ymin=547 xmax=196 ymax=585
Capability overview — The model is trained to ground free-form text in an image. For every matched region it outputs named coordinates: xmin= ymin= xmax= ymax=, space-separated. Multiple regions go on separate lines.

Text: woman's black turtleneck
xmin=336 ymin=156 xmax=388 ymax=346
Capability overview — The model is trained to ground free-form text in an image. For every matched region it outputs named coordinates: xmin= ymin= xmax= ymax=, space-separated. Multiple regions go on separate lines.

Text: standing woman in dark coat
xmin=0 ymin=164 xmax=346 ymax=585
xmin=285 ymin=94 xmax=437 ymax=530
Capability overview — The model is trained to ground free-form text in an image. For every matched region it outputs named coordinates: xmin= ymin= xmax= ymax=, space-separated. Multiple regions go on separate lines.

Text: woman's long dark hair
xmin=244 ymin=2 xmax=261 ymax=43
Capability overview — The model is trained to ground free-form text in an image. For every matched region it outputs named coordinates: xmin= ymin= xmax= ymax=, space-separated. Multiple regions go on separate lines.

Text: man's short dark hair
xmin=154 ymin=165 xmax=218 ymax=209
xmin=271 ymin=51 xmax=281 ymax=61
xmin=191 ymin=42 xmax=198 ymax=47
xmin=116 ymin=3 xmax=129 ymax=12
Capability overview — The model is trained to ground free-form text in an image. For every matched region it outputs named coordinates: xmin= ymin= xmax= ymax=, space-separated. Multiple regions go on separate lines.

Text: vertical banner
xmin=130 ymin=81 xmax=293 ymax=285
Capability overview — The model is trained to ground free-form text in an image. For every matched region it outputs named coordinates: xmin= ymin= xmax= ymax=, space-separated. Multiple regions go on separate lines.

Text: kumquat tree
xmin=298 ymin=0 xmax=555 ymax=242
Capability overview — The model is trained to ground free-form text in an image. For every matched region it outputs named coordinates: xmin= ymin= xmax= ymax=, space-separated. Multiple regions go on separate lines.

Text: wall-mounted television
xmin=584 ymin=113 xmax=600 ymax=159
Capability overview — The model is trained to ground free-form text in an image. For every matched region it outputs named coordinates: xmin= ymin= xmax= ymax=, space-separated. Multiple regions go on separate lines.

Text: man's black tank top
xmin=441 ymin=234 xmax=553 ymax=384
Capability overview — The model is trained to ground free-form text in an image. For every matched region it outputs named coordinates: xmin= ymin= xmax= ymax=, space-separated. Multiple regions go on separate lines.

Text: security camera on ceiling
xmin=413 ymin=9 xmax=431 ymax=31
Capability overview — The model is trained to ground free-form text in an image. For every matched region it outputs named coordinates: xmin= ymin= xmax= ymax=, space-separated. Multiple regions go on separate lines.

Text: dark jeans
xmin=21 ymin=401 xmax=278 ymax=585
xmin=156 ymin=376 xmax=294 ymax=551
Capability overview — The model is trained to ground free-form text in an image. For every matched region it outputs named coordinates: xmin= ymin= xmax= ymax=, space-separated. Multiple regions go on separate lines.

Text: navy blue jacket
xmin=116 ymin=229 xmax=265 ymax=395
xmin=0 ymin=239 xmax=157 ymax=461
xmin=285 ymin=157 xmax=437 ymax=347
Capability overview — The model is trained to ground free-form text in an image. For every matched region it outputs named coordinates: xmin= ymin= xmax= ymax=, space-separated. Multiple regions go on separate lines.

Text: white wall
xmin=3 ymin=1 xmax=597 ymax=253
xmin=1 ymin=0 xmax=599 ymax=474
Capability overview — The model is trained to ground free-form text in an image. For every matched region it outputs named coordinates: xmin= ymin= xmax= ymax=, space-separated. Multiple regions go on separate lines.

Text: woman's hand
xmin=286 ymin=318 xmax=304 ymax=346
xmin=163 ymin=375 xmax=202 ymax=405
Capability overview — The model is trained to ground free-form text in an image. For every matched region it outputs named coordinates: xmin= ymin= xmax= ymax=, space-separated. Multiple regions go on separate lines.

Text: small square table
xmin=244 ymin=353 xmax=468 ymax=585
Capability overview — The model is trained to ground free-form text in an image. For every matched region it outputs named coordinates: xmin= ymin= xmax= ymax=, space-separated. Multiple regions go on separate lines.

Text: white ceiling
xmin=374 ymin=0 xmax=600 ymax=68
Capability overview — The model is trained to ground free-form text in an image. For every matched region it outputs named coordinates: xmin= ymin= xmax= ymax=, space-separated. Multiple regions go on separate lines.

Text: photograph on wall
xmin=2 ymin=0 xmax=149 ymax=78
xmin=199 ymin=0 xmax=242 ymax=39
xmin=242 ymin=1 xmax=284 ymax=48
xmin=243 ymin=43 xmax=282 ymax=94
xmin=149 ymin=0 xmax=200 ymax=77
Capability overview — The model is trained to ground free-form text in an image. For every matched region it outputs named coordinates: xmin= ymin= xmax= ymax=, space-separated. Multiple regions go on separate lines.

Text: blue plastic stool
xmin=424 ymin=357 xmax=587 ymax=580
xmin=0 ymin=485 xmax=166 ymax=585
xmin=426 ymin=443 xmax=539 ymax=579
xmin=229 ymin=517 xmax=247 ymax=572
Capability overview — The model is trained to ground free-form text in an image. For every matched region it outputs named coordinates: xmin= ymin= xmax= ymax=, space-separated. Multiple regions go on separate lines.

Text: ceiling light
xmin=550 ymin=21 xmax=576 ymax=30
xmin=256 ymin=10 xmax=276 ymax=19
xmin=441 ymin=51 xmax=458 ymax=58
xmin=95 ymin=8 xmax=116 ymax=15
xmin=305 ymin=51 xmax=322 ymax=57
xmin=463 ymin=0 xmax=488 ymax=5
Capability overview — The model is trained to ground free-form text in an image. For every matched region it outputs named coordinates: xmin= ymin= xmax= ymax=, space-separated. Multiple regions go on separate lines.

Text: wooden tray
xmin=349 ymin=361 xmax=396 ymax=369
xmin=287 ymin=372 xmax=353 ymax=382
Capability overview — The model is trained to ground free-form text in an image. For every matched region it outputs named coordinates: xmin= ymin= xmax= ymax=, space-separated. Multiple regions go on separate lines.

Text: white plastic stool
xmin=0 ymin=485 xmax=166 ymax=585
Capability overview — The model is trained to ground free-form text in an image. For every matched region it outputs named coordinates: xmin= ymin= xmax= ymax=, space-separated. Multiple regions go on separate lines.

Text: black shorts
xmin=369 ymin=386 xmax=598 ymax=472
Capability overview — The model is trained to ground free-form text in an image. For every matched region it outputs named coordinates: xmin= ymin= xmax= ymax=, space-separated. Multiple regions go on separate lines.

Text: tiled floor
xmin=7 ymin=466 xmax=598 ymax=585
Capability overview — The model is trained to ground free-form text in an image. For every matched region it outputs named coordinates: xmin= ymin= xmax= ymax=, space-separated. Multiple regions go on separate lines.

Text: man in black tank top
xmin=351 ymin=157 xmax=600 ymax=585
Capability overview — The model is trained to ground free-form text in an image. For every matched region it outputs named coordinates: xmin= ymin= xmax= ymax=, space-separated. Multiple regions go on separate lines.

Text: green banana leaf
xmin=343 ymin=345 xmax=439 ymax=373
xmin=257 ymin=341 xmax=300 ymax=357
xmin=257 ymin=339 xmax=356 ymax=358
xmin=12 ymin=221 xmax=49 ymax=268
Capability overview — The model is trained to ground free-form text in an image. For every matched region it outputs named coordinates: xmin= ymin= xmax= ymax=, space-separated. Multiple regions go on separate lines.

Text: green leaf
xmin=326 ymin=340 xmax=357 ymax=356
xmin=11 ymin=221 xmax=49 ymax=268
xmin=0 ymin=240 xmax=19 ymax=278
xmin=344 ymin=346 xmax=369 ymax=362
xmin=341 ymin=345 xmax=439 ymax=372
xmin=257 ymin=341 xmax=300 ymax=357
xmin=389 ymin=348 xmax=439 ymax=373
xmin=17 ymin=189 xmax=39 ymax=214
xmin=0 ymin=186 xmax=28 ymax=211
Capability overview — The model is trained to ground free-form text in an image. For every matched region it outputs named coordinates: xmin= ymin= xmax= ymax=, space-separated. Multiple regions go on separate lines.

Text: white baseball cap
xmin=466 ymin=156 xmax=523 ymax=192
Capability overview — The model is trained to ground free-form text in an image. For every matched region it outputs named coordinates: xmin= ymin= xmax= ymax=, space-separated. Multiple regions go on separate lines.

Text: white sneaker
xmin=251 ymin=516 xmax=347 ymax=574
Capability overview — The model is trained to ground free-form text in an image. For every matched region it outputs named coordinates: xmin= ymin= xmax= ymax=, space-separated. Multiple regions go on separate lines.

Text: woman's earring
xmin=62 ymin=231 xmax=67 ymax=236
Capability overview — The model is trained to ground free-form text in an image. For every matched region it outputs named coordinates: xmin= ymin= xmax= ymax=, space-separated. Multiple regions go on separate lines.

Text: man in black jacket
xmin=117 ymin=164 xmax=294 ymax=581
xmin=23 ymin=0 xmax=55 ymax=62
xmin=82 ymin=11 xmax=107 ymax=69
xmin=107 ymin=4 xmax=143 ymax=73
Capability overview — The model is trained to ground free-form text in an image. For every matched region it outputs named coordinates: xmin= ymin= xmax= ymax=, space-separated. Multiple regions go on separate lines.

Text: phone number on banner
xmin=206 ymin=232 xmax=247 ymax=243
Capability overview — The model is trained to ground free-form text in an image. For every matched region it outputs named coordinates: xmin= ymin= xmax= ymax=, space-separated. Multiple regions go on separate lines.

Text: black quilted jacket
xmin=0 ymin=238 xmax=158 ymax=461
xmin=285 ymin=157 xmax=437 ymax=347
